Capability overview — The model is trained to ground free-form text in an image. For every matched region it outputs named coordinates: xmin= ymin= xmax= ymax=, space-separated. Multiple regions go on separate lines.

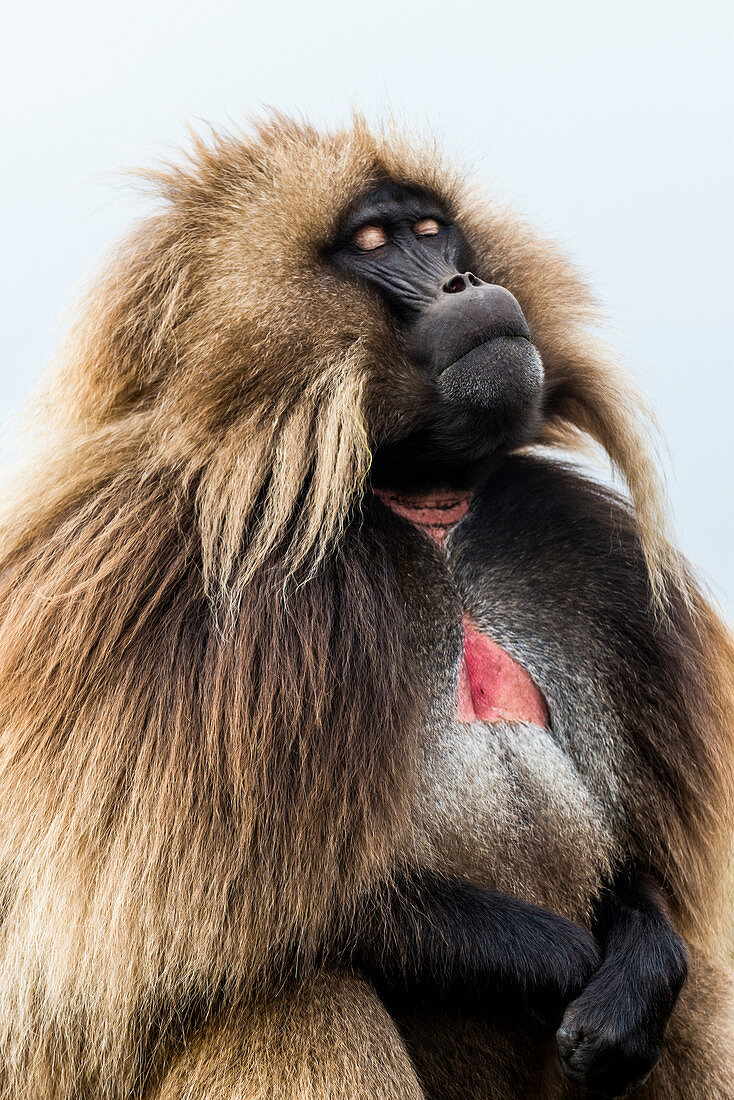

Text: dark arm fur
xmin=347 ymin=870 xmax=601 ymax=1026
xmin=348 ymin=867 xmax=687 ymax=1097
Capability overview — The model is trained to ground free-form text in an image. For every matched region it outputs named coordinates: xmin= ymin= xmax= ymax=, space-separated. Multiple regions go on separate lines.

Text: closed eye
xmin=414 ymin=218 xmax=440 ymax=237
xmin=352 ymin=224 xmax=388 ymax=251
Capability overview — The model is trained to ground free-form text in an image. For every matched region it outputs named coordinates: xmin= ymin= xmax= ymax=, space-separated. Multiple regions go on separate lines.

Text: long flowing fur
xmin=0 ymin=115 xmax=731 ymax=1097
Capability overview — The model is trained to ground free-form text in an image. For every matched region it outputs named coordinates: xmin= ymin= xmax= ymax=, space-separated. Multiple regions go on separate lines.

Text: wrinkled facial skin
xmin=328 ymin=183 xmax=545 ymax=492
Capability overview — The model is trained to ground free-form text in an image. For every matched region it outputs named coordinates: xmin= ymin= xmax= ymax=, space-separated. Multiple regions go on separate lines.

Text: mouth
xmin=436 ymin=334 xmax=533 ymax=380
xmin=436 ymin=335 xmax=544 ymax=410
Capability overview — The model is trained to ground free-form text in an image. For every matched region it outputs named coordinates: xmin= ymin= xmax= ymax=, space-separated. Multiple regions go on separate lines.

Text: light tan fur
xmin=148 ymin=971 xmax=425 ymax=1100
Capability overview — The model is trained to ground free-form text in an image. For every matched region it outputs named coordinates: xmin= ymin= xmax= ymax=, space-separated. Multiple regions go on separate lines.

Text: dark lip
xmin=436 ymin=333 xmax=533 ymax=379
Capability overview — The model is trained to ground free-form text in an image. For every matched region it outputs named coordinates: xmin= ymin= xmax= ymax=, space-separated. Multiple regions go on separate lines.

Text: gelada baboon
xmin=0 ymin=115 xmax=732 ymax=1099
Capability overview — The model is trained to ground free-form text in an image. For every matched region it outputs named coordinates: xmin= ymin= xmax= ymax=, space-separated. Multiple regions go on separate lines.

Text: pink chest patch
xmin=458 ymin=619 xmax=549 ymax=726
xmin=373 ymin=487 xmax=549 ymax=728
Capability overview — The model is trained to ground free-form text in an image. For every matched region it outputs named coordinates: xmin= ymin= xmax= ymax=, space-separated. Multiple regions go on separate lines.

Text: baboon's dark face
xmin=329 ymin=182 xmax=544 ymax=492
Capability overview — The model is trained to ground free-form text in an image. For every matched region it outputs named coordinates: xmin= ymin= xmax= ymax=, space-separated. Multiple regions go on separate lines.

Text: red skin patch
xmin=458 ymin=619 xmax=549 ymax=727
xmin=373 ymin=488 xmax=549 ymax=728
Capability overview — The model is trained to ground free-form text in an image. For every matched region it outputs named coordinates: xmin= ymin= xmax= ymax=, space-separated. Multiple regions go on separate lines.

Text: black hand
xmin=556 ymin=874 xmax=688 ymax=1096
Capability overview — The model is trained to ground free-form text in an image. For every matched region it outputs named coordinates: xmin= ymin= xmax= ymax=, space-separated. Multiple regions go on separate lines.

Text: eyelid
xmin=352 ymin=224 xmax=389 ymax=251
xmin=414 ymin=217 xmax=442 ymax=237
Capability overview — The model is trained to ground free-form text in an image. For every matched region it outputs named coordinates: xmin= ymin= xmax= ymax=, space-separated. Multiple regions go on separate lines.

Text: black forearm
xmin=348 ymin=870 xmax=600 ymax=1015
xmin=594 ymin=870 xmax=688 ymax=1020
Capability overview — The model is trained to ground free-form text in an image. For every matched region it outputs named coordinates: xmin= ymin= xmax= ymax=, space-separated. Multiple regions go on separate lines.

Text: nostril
xmin=467 ymin=273 xmax=482 ymax=286
xmin=443 ymin=275 xmax=466 ymax=294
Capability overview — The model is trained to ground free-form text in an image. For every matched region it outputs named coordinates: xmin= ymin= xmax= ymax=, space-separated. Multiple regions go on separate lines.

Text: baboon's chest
xmin=376 ymin=485 xmax=615 ymax=915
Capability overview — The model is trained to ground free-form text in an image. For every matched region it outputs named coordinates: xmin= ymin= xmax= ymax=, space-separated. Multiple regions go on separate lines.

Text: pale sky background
xmin=2 ymin=0 xmax=732 ymax=615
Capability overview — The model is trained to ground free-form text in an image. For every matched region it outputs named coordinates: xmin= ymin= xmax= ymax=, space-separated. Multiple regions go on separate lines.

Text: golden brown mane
xmin=4 ymin=115 xmax=682 ymax=610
